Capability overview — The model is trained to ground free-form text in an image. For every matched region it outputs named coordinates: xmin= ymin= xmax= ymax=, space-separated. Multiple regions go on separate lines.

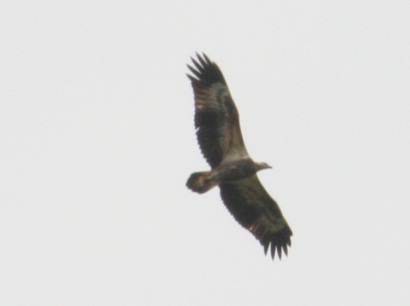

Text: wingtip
xmin=193 ymin=51 xmax=209 ymax=60
xmin=277 ymin=245 xmax=282 ymax=259
xmin=190 ymin=52 xmax=213 ymax=69
xmin=270 ymin=245 xmax=276 ymax=260
xmin=202 ymin=53 xmax=211 ymax=64
xmin=266 ymin=242 xmax=291 ymax=261
xmin=264 ymin=243 xmax=269 ymax=255
xmin=186 ymin=73 xmax=195 ymax=82
xmin=283 ymin=244 xmax=288 ymax=256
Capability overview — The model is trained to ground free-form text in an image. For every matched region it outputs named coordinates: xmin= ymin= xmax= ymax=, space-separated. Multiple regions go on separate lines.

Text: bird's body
xmin=187 ymin=158 xmax=270 ymax=194
xmin=186 ymin=53 xmax=292 ymax=260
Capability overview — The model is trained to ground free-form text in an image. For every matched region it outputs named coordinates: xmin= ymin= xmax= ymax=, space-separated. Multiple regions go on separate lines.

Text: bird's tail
xmin=186 ymin=171 xmax=217 ymax=194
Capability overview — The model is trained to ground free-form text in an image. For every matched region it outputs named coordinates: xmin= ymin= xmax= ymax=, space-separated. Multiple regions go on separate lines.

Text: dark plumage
xmin=186 ymin=53 xmax=292 ymax=260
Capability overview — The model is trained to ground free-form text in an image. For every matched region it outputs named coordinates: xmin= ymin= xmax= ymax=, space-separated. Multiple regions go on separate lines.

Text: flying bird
xmin=186 ymin=53 xmax=292 ymax=260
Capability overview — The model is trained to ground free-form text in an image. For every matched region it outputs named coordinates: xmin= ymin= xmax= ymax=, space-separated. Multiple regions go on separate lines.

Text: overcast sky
xmin=1 ymin=1 xmax=410 ymax=305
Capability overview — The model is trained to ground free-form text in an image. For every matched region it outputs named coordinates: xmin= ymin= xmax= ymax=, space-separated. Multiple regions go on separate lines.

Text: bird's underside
xmin=186 ymin=53 xmax=292 ymax=260
xmin=186 ymin=158 xmax=266 ymax=194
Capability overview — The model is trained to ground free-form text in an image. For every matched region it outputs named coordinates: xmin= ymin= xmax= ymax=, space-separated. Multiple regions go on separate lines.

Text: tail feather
xmin=186 ymin=171 xmax=217 ymax=194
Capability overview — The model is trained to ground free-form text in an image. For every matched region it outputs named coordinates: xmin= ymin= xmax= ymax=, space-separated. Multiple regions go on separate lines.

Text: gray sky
xmin=1 ymin=1 xmax=410 ymax=305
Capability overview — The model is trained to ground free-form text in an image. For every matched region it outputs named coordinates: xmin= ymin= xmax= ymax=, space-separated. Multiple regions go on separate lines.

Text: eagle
xmin=186 ymin=53 xmax=293 ymax=260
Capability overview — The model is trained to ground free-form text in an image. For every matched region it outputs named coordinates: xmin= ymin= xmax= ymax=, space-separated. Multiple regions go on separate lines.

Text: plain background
xmin=1 ymin=1 xmax=409 ymax=305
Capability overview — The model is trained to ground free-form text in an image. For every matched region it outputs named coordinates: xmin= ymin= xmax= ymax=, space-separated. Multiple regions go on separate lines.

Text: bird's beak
xmin=259 ymin=162 xmax=272 ymax=170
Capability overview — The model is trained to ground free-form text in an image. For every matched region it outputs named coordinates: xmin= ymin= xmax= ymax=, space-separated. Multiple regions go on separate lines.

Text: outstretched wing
xmin=219 ymin=176 xmax=292 ymax=260
xmin=187 ymin=53 xmax=248 ymax=169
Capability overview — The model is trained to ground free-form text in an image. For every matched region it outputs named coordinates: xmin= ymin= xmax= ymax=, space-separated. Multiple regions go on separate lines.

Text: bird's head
xmin=256 ymin=162 xmax=272 ymax=171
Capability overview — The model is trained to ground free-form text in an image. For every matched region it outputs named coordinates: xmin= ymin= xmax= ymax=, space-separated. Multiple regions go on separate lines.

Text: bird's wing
xmin=187 ymin=53 xmax=248 ymax=169
xmin=219 ymin=175 xmax=292 ymax=260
